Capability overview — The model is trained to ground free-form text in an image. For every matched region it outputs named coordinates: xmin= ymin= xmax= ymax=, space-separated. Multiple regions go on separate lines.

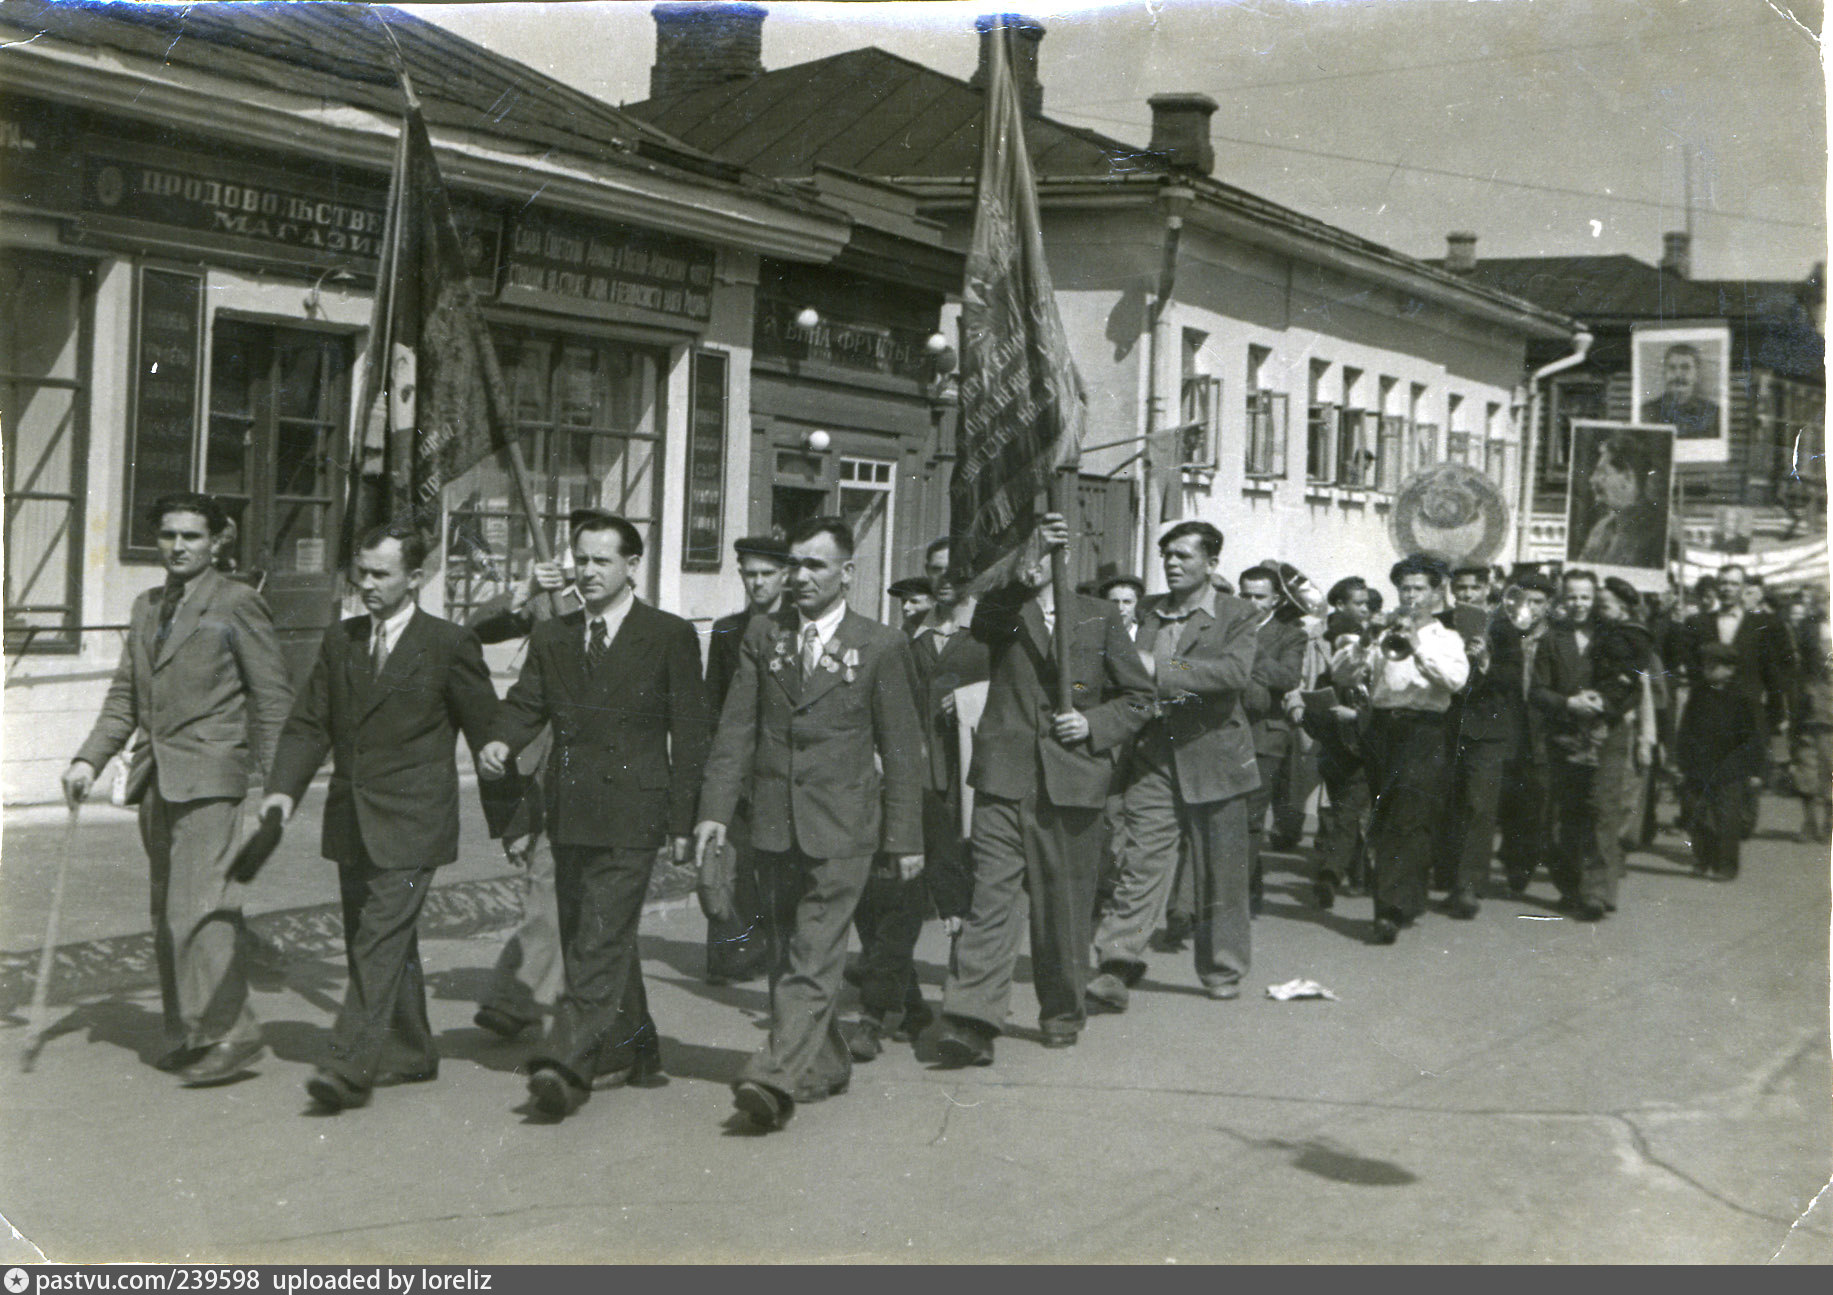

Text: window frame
xmin=2 ymin=252 xmax=94 ymax=655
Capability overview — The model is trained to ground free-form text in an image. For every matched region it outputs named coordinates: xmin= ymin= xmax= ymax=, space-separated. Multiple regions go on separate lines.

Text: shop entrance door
xmin=205 ymin=318 xmax=352 ymax=679
xmin=765 ymin=442 xmax=897 ymax=620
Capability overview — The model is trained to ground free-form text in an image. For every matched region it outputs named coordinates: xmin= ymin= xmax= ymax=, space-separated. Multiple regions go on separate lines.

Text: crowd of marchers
xmin=62 ymin=491 xmax=1830 ymax=1132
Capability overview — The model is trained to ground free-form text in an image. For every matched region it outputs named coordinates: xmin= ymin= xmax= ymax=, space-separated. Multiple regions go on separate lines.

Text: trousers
xmin=741 ymin=846 xmax=873 ymax=1101
xmin=141 ymin=789 xmax=260 ymax=1053
xmin=1095 ymin=740 xmax=1252 ymax=989
xmin=1437 ymin=736 xmax=1508 ymax=895
xmin=944 ymin=792 xmax=1101 ymax=1039
xmin=533 ymin=845 xmax=659 ymax=1084
xmin=479 ymin=835 xmax=564 ymax=1028
xmin=1367 ymin=710 xmax=1450 ymax=923
xmin=327 ymin=843 xmax=438 ymax=1087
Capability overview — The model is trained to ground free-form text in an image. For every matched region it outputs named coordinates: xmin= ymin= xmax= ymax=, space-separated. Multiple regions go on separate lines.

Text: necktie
xmin=155 ymin=578 xmax=185 ymax=642
xmin=587 ymin=617 xmax=609 ymax=674
xmin=801 ymin=624 xmax=823 ymax=680
xmin=371 ymin=626 xmax=389 ymax=675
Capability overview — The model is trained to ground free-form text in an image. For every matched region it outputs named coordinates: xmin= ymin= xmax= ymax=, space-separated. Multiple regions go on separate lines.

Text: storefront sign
xmin=123 ymin=267 xmax=204 ymax=560
xmin=500 ymin=211 xmax=714 ymax=329
xmin=72 ymin=139 xmax=499 ymax=281
xmin=754 ymin=295 xmax=930 ymax=381
xmin=683 ymin=351 xmax=729 ymax=571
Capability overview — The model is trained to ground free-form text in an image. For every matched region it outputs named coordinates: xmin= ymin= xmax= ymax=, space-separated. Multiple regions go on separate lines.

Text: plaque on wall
xmin=683 ymin=350 xmax=729 ymax=571
xmin=500 ymin=210 xmax=715 ymax=330
xmin=122 ymin=266 xmax=204 ymax=561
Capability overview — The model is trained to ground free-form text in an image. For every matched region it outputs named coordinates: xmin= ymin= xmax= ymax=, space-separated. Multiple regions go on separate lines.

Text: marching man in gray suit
xmin=63 ymin=492 xmax=294 ymax=1087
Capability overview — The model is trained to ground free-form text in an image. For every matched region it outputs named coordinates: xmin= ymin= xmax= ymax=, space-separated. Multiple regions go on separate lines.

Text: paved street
xmin=1 ymin=787 xmax=1828 ymax=1264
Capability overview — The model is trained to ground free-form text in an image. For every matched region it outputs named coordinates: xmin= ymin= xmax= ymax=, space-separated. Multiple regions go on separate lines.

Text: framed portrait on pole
xmin=1564 ymin=420 xmax=1675 ymax=591
xmin=1630 ymin=322 xmax=1730 ymax=463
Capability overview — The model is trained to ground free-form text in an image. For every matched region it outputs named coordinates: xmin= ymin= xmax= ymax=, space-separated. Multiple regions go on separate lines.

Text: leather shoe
xmin=934 ymin=1019 xmax=995 ymax=1068
xmin=793 ymin=1075 xmax=849 ymax=1103
xmin=473 ymin=1006 xmax=531 ymax=1039
xmin=177 ymin=1039 xmax=264 ymax=1088
xmin=373 ymin=1064 xmax=438 ymax=1087
xmin=527 ymin=1068 xmax=588 ymax=1118
xmin=1204 ymin=981 xmax=1241 ymax=1001
xmin=733 ymin=1080 xmax=792 ymax=1130
xmin=1084 ymin=971 xmax=1130 ymax=1014
xmin=304 ymin=1068 xmax=370 ymax=1111
xmin=1370 ymin=918 xmax=1400 ymax=946
xmin=591 ymin=1048 xmax=663 ymax=1091
xmin=1574 ymin=898 xmax=1608 ymax=921
xmin=843 ymin=1016 xmax=884 ymax=1062
xmin=1312 ymin=875 xmax=1337 ymax=910
xmin=891 ymin=1006 xmax=934 ymax=1043
xmin=1039 ymin=1031 xmax=1078 ymax=1050
xmin=1445 ymin=889 xmax=1481 ymax=920
xmin=154 ymin=1043 xmax=209 ymax=1074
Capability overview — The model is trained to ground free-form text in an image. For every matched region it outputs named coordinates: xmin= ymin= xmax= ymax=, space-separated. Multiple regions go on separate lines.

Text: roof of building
xmin=0 ymin=0 xmax=756 ymax=186
xmin=629 ymin=45 xmax=1575 ymax=337
xmin=1447 ymin=254 xmax=1810 ymax=321
xmin=1449 ymin=255 xmax=1824 ymax=377
xmin=630 ymin=45 xmax=1147 ymax=181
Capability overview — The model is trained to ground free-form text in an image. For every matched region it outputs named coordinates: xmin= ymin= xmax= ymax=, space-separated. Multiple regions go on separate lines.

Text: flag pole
xmin=1048 ymin=467 xmax=1076 ymax=715
xmin=372 ymin=15 xmax=558 ymax=614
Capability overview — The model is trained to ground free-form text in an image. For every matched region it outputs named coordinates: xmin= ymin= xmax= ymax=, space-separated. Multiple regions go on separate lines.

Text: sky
xmin=399 ymin=0 xmax=1828 ymax=282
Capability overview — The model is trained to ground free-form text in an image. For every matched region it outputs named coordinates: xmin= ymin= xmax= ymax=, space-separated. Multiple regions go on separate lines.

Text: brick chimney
xmin=650 ymin=3 xmax=766 ymax=100
xmin=968 ymin=13 xmax=1045 ymax=116
xmin=1662 ymin=230 xmax=1691 ymax=279
xmin=1445 ymin=231 xmax=1478 ymax=273
xmin=1147 ymin=94 xmax=1217 ymax=175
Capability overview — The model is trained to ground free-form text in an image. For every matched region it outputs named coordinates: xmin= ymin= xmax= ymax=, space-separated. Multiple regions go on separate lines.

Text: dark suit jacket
xmin=496 ymin=600 xmax=711 ymax=850
xmin=268 ymin=609 xmax=500 ymax=870
xmin=1677 ymin=685 xmax=1767 ymax=785
xmin=911 ymin=617 xmax=992 ymax=795
xmin=1681 ymin=609 xmax=1794 ymax=726
xmin=1449 ymin=613 xmax=1527 ymax=751
xmin=1530 ymin=622 xmax=1618 ymax=764
xmin=75 ymin=567 xmax=294 ymax=803
xmin=1137 ymin=591 xmax=1262 ymax=804
xmin=968 ymin=585 xmax=1155 ymax=810
xmin=698 ymin=607 xmax=924 ymax=859
xmin=706 ymin=607 xmax=770 ymax=718
xmin=1242 ymin=615 xmax=1305 ymax=760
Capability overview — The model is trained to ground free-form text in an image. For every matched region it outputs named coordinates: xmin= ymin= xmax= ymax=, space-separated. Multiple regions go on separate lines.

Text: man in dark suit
xmin=935 ymin=513 xmax=1155 ymax=1064
xmin=265 ymin=524 xmax=500 ymax=1110
xmin=696 ymin=516 xmax=925 ymax=1131
xmin=478 ymin=510 xmax=711 ymax=1120
xmin=701 ymin=534 xmax=791 ymax=986
xmin=1529 ymin=569 xmax=1633 ymax=921
xmin=1434 ymin=570 xmax=1530 ymax=919
xmin=1680 ymin=564 xmax=1795 ymax=837
xmin=844 ymin=537 xmax=990 ymax=1060
xmin=1084 ymin=522 xmax=1258 ymax=1014
xmin=65 ymin=492 xmax=294 ymax=1086
xmin=1235 ymin=566 xmax=1305 ymax=912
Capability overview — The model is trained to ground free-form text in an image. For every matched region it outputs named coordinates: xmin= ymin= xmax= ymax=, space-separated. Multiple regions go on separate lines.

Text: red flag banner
xmin=343 ymin=100 xmax=513 ymax=559
xmin=950 ymin=18 xmax=1087 ymax=593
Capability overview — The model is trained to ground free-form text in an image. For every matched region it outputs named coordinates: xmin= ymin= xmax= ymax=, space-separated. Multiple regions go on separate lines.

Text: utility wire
xmin=1048 ymin=111 xmax=1827 ymax=232
xmin=1063 ymin=17 xmax=1764 ymax=98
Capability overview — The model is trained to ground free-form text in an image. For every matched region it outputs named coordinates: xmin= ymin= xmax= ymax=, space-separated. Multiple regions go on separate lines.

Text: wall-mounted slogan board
xmin=683 ymin=350 xmax=729 ymax=571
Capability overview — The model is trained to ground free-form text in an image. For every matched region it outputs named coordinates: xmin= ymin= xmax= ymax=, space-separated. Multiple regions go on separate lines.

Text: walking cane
xmin=20 ymin=802 xmax=79 ymax=1072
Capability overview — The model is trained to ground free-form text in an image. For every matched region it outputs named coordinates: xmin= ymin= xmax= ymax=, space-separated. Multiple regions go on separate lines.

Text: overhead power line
xmin=1064 ymin=17 xmax=1764 ymax=99
xmin=1047 ymin=111 xmax=1827 ymax=233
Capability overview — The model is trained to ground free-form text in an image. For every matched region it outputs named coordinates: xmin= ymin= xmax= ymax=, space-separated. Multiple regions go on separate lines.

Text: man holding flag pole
xmin=934 ymin=16 xmax=1155 ymax=1067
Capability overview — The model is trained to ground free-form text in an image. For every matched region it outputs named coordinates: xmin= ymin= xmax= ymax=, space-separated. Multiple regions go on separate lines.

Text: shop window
xmin=206 ymin=320 xmax=352 ymax=578
xmin=2 ymin=253 xmax=91 ymax=653
xmin=444 ymin=329 xmax=665 ymax=621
